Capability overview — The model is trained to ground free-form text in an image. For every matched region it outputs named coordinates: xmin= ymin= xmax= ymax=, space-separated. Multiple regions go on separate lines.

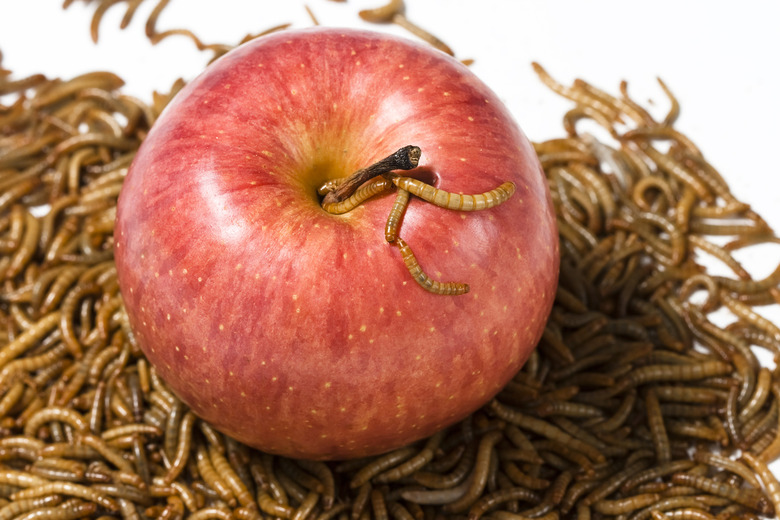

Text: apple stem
xmin=321 ymin=145 xmax=421 ymax=206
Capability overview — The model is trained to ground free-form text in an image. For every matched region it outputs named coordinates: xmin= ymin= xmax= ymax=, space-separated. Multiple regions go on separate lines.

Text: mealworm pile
xmin=3 ymin=8 xmax=780 ymax=520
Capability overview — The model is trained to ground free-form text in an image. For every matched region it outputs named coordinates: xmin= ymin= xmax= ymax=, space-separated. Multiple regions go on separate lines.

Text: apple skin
xmin=115 ymin=27 xmax=558 ymax=459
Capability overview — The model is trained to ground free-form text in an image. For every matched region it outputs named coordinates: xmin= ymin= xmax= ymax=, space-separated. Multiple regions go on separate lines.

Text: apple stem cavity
xmin=320 ymin=145 xmax=421 ymax=206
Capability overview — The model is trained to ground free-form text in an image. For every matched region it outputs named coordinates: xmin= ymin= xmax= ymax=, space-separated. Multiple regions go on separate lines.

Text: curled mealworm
xmin=23 ymin=405 xmax=88 ymax=437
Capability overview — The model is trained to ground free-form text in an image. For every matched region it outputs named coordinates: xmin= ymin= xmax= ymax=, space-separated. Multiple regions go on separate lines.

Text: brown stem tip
xmin=321 ymin=145 xmax=421 ymax=205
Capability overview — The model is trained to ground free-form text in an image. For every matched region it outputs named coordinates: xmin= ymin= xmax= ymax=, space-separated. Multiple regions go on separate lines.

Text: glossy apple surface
xmin=115 ymin=27 xmax=558 ymax=459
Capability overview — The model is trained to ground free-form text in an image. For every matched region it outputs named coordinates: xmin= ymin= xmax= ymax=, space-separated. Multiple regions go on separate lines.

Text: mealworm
xmin=413 ymin=441 xmax=477 ymax=489
xmin=257 ymin=453 xmax=289 ymax=506
xmin=321 ymin=177 xmax=392 ymax=215
xmin=670 ymin=473 xmax=772 ymax=515
xmin=401 ymin=465 xmax=474 ymax=505
xmin=349 ymin=482 xmax=371 ymax=520
xmin=10 ymin=481 xmax=118 ymax=511
xmin=467 ymin=487 xmax=541 ymax=520
xmin=0 ymin=311 xmax=61 ymax=371
xmin=581 ymin=458 xmax=652 ymax=507
xmin=442 ymin=430 xmax=503 ymax=513
xmin=349 ymin=446 xmax=417 ymax=489
xmin=488 ymin=400 xmax=605 ymax=464
xmin=394 ymin=237 xmax=469 ymax=295
xmin=384 ymin=188 xmax=410 ymax=243
xmin=358 ymin=0 xmax=454 ymax=55
xmin=533 ymin=439 xmax=594 ymax=473
xmin=317 ymin=177 xmax=346 ymax=196
xmin=535 ymin=400 xmax=602 ymax=419
xmin=369 ymin=489 xmax=387 ymax=520
xmin=186 ymin=507 xmax=235 ymax=520
xmin=22 ymin=405 xmax=88 ymax=437
xmin=209 ymin=443 xmax=254 ymax=507
xmin=0 ymin=496 xmax=63 ymax=520
xmin=391 ymin=177 xmax=515 ymax=212
xmin=645 ymin=389 xmax=671 ymax=463
xmin=690 ymin=451 xmax=761 ymax=489
xmin=195 ymin=444 xmax=236 ymax=506
xmin=592 ymin=493 xmax=661 ymax=515
xmin=296 ymin=460 xmax=335 ymax=509
xmin=279 ymin=458 xmax=324 ymax=496
xmin=386 ymin=502 xmax=413 ymax=520
xmin=757 ymin=382 xmax=780 ymax=462
xmin=77 ymin=432 xmax=136 ymax=474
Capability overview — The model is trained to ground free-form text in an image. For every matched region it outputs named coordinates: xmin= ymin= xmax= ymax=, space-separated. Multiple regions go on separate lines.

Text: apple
xmin=114 ymin=27 xmax=558 ymax=460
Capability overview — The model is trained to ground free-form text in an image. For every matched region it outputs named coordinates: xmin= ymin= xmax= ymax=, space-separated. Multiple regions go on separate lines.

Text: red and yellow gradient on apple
xmin=115 ymin=27 xmax=558 ymax=459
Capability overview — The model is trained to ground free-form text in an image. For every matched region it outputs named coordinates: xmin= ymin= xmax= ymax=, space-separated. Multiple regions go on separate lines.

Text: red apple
xmin=115 ymin=27 xmax=558 ymax=459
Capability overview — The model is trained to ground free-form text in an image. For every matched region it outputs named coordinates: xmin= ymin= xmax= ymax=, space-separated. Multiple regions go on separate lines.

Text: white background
xmin=2 ymin=0 xmax=780 ymax=473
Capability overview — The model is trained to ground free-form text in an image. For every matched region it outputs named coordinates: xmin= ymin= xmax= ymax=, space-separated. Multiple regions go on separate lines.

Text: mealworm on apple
xmin=391 ymin=177 xmax=515 ymax=212
xmin=317 ymin=177 xmax=346 ymax=196
xmin=321 ymin=177 xmax=392 ymax=215
xmin=395 ymin=237 xmax=469 ymax=295
xmin=384 ymin=187 xmax=410 ymax=243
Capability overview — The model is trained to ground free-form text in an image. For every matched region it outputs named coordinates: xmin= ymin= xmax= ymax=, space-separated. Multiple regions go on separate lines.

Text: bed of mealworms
xmin=2 ymin=2 xmax=780 ymax=520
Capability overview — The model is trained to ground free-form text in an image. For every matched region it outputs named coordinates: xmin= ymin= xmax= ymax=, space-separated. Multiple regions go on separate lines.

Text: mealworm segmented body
xmin=384 ymin=188 xmax=410 ymax=243
xmin=321 ymin=177 xmax=392 ymax=215
xmin=391 ymin=177 xmax=515 ymax=211
xmin=395 ymin=238 xmax=469 ymax=296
